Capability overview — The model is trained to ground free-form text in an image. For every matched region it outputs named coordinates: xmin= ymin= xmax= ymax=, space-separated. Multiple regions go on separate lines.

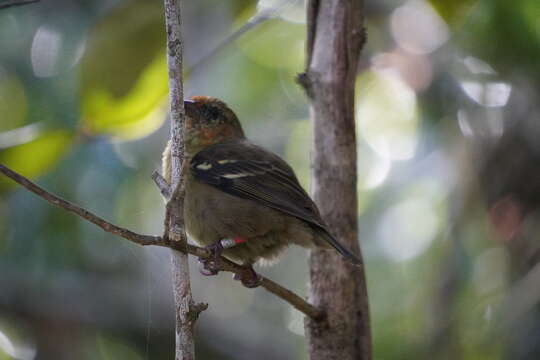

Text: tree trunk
xmin=300 ymin=1 xmax=371 ymax=359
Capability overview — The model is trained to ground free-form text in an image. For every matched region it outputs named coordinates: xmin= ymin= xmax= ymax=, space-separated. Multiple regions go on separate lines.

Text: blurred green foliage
xmin=0 ymin=73 xmax=27 ymax=131
xmin=0 ymin=0 xmax=539 ymax=359
xmin=81 ymin=0 xmax=169 ymax=140
xmin=0 ymin=130 xmax=73 ymax=191
xmin=429 ymin=0 xmax=475 ymax=24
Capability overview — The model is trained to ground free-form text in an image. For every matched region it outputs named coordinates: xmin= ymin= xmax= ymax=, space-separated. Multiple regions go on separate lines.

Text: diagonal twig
xmin=152 ymin=170 xmax=173 ymax=242
xmin=0 ymin=0 xmax=39 ymax=10
xmin=0 ymin=163 xmax=324 ymax=320
xmin=0 ymin=163 xmax=161 ymax=246
xmin=152 ymin=171 xmax=172 ymax=200
xmin=186 ymin=0 xmax=294 ymax=77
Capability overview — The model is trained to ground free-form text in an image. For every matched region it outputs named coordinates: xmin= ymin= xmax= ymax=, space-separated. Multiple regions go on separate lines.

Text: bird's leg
xmin=198 ymin=241 xmax=223 ymax=276
xmin=233 ymin=265 xmax=262 ymax=288
xmin=198 ymin=237 xmax=246 ymax=276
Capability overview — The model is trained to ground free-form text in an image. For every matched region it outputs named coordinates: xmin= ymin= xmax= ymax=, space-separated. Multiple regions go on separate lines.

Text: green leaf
xmin=0 ymin=130 xmax=73 ymax=191
xmin=80 ymin=0 xmax=168 ymax=141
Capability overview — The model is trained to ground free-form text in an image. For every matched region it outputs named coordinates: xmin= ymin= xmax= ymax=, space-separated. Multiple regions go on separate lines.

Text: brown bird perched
xmin=162 ymin=96 xmax=360 ymax=287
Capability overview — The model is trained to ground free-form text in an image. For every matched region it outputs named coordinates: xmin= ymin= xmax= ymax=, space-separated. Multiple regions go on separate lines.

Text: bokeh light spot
xmin=377 ymin=198 xmax=440 ymax=262
xmin=391 ymin=0 xmax=449 ymax=54
xmin=460 ymin=81 xmax=512 ymax=108
xmin=0 ymin=329 xmax=15 ymax=358
xmin=31 ymin=26 xmax=63 ymax=78
xmin=357 ymin=69 xmax=419 ymax=161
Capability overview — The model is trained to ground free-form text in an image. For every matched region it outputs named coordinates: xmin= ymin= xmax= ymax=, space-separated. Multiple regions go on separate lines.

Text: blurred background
xmin=0 ymin=0 xmax=539 ymax=359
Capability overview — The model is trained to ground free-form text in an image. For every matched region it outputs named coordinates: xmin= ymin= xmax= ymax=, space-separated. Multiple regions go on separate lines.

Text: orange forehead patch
xmin=190 ymin=95 xmax=214 ymax=105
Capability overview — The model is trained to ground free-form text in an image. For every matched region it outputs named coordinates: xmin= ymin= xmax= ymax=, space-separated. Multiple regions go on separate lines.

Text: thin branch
xmin=0 ymin=163 xmax=323 ymax=320
xmin=186 ymin=15 xmax=268 ymax=77
xmin=260 ymin=277 xmax=324 ymax=320
xmin=161 ymin=161 xmax=189 ymax=243
xmin=162 ymin=0 xmax=200 ymax=357
xmin=0 ymin=163 xmax=161 ymax=246
xmin=186 ymin=0 xmax=293 ymax=77
xmin=152 ymin=170 xmax=173 ymax=241
xmin=0 ymin=0 xmax=38 ymax=10
xmin=152 ymin=171 xmax=172 ymax=200
xmin=171 ymin=242 xmax=323 ymax=319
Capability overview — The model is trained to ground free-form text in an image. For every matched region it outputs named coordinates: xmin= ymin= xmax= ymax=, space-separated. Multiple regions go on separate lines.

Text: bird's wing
xmin=190 ymin=140 xmax=362 ymax=265
xmin=191 ymin=141 xmax=324 ymax=227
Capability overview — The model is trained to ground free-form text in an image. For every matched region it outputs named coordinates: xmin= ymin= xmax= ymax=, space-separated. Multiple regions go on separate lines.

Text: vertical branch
xmin=163 ymin=1 xmax=197 ymax=359
xmin=299 ymin=1 xmax=371 ymax=360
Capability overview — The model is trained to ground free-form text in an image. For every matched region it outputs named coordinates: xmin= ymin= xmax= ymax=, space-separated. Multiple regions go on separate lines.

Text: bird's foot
xmin=233 ymin=265 xmax=262 ymax=288
xmin=198 ymin=241 xmax=224 ymax=276
xmin=198 ymin=260 xmax=218 ymax=276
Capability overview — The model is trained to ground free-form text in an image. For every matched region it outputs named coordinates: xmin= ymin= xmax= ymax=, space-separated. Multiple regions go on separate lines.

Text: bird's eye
xmin=203 ymin=106 xmax=220 ymax=122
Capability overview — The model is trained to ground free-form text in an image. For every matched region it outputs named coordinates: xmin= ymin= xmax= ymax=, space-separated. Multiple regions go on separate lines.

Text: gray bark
xmin=163 ymin=1 xmax=197 ymax=359
xmin=300 ymin=1 xmax=372 ymax=359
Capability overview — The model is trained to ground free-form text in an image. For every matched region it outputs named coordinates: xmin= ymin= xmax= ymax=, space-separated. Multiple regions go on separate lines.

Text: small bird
xmin=162 ymin=96 xmax=360 ymax=287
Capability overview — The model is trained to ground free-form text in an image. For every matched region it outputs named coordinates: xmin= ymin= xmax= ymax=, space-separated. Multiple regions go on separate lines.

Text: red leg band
xmin=233 ymin=237 xmax=246 ymax=244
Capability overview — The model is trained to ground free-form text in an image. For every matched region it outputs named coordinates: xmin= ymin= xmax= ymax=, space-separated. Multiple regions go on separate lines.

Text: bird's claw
xmin=198 ymin=258 xmax=219 ymax=276
xmin=198 ymin=241 xmax=224 ymax=276
xmin=232 ymin=266 xmax=262 ymax=288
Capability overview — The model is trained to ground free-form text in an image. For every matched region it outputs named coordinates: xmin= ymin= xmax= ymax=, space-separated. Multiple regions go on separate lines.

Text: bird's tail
xmin=315 ymin=227 xmax=363 ymax=266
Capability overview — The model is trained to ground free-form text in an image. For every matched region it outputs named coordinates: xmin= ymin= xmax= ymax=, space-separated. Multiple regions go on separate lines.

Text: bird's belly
xmin=183 ymin=182 xmax=222 ymax=247
xmin=184 ymin=179 xmax=292 ymax=264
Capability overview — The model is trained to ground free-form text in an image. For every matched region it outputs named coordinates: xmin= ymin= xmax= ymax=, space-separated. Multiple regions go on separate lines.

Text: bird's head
xmin=184 ymin=96 xmax=245 ymax=154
